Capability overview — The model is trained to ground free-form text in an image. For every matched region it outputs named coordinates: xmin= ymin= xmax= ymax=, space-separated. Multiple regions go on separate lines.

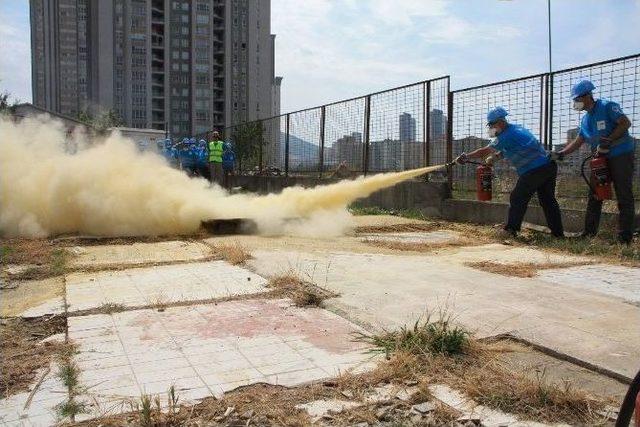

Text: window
xmin=195 ymin=110 xmax=209 ymax=120
xmin=195 ymin=64 xmax=208 ymax=73
xmin=196 ymin=3 xmax=209 ymax=12
xmin=196 ymin=15 xmax=209 ymax=24
xmin=181 ymin=27 xmax=188 ymax=35
xmin=172 ymin=51 xmax=179 ymax=59
xmin=181 ymin=63 xmax=189 ymax=72
xmin=181 ymin=14 xmax=188 ymax=23
xmin=181 ymin=51 xmax=189 ymax=60
xmin=182 ymin=88 xmax=189 ymax=96
xmin=172 ymin=63 xmax=179 ymax=71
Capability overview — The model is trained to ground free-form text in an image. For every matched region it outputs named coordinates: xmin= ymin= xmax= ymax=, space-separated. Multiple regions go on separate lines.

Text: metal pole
xmin=547 ymin=0 xmax=552 ymax=75
xmin=363 ymin=95 xmax=371 ymax=176
xmin=424 ymin=81 xmax=431 ymax=167
xmin=446 ymin=90 xmax=454 ymax=191
xmin=319 ymin=106 xmax=325 ymax=177
xmin=285 ymin=114 xmax=290 ymax=177
xmin=258 ymin=121 xmax=264 ymax=172
xmin=541 ymin=75 xmax=548 ymax=149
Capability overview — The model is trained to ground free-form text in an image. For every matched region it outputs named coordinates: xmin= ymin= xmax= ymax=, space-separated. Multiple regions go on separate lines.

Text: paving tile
xmin=360 ymin=230 xmax=461 ymax=244
xmin=66 ymin=261 xmax=267 ymax=312
xmin=538 ymin=264 xmax=640 ymax=303
xmin=264 ymin=367 xmax=330 ymax=387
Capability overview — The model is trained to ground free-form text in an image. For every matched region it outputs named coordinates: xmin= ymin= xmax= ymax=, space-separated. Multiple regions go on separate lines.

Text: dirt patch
xmin=0 ymin=277 xmax=65 ymax=317
xmin=0 ymin=239 xmax=56 ymax=266
xmin=355 ymin=222 xmax=443 ymax=234
xmin=364 ymin=238 xmax=478 ymax=253
xmin=0 ymin=316 xmax=67 ymax=398
xmin=464 ymin=260 xmax=593 ymax=278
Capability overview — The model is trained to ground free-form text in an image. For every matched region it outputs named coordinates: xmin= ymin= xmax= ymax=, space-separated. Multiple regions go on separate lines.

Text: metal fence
xmin=449 ymin=53 xmax=640 ymax=208
xmin=214 ymin=76 xmax=451 ymax=177
xmin=199 ymin=53 xmax=639 ymax=208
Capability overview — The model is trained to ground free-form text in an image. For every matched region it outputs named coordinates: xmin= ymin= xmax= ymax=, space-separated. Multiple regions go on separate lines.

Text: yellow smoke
xmin=0 ymin=116 xmax=444 ymax=238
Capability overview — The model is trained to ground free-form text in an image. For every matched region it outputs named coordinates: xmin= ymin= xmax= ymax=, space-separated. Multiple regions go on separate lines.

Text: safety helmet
xmin=486 ymin=107 xmax=509 ymax=126
xmin=571 ymin=80 xmax=595 ymax=100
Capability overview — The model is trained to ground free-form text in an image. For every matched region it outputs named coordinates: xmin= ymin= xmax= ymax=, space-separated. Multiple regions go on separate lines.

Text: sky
xmin=1 ymin=0 xmax=639 ymax=113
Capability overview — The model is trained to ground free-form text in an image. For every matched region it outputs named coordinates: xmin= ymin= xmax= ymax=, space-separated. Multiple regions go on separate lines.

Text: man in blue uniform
xmin=553 ymin=80 xmax=635 ymax=244
xmin=456 ymin=107 xmax=564 ymax=238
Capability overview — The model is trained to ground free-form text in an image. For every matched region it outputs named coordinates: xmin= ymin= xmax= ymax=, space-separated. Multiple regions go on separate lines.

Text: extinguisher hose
xmin=581 ymin=154 xmax=597 ymax=196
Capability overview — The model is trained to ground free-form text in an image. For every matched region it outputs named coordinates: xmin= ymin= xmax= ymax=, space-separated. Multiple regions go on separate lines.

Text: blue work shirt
xmin=489 ymin=124 xmax=549 ymax=175
xmin=222 ymin=150 xmax=236 ymax=170
xmin=579 ymin=99 xmax=634 ymax=158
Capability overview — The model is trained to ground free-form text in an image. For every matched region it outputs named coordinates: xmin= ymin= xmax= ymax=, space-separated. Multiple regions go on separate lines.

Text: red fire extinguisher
xmin=476 ymin=164 xmax=493 ymax=201
xmin=582 ymin=154 xmax=612 ymax=201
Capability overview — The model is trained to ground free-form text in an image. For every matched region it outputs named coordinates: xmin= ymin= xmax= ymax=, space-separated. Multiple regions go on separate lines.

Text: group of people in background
xmin=456 ymin=79 xmax=635 ymax=245
xmin=156 ymin=130 xmax=235 ymax=188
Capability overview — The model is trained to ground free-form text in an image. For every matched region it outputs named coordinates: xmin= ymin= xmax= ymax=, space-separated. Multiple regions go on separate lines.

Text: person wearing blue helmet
xmin=456 ymin=106 xmax=564 ymax=238
xmin=221 ymin=142 xmax=236 ymax=189
xmin=552 ymin=79 xmax=634 ymax=244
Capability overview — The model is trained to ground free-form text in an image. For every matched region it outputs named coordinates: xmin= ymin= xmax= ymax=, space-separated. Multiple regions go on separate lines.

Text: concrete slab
xmin=360 ymin=231 xmax=461 ymax=244
xmin=0 ymin=363 xmax=67 ymax=426
xmin=247 ymin=249 xmax=640 ymax=380
xmin=538 ymin=264 xmax=640 ymax=304
xmin=68 ymin=241 xmax=213 ymax=268
xmin=65 ymin=261 xmax=267 ymax=312
xmin=70 ymin=299 xmax=375 ymax=418
xmin=1 ymin=277 xmax=65 ymax=318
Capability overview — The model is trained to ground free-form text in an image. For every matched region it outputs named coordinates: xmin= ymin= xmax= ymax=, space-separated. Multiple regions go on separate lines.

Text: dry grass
xmin=0 ymin=316 xmax=67 ymax=398
xmin=464 ymin=260 xmax=593 ymax=278
xmin=355 ymin=222 xmax=443 ymax=234
xmin=1 ymin=238 xmax=70 ymax=280
xmin=267 ymin=271 xmax=334 ymax=307
xmin=0 ymin=238 xmax=55 ymax=266
xmin=213 ymin=242 xmax=253 ymax=265
xmin=364 ymin=238 xmax=478 ymax=253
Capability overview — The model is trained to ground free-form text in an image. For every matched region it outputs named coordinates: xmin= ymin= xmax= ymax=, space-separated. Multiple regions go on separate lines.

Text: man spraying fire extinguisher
xmin=552 ymin=80 xmax=635 ymax=244
xmin=456 ymin=107 xmax=564 ymax=238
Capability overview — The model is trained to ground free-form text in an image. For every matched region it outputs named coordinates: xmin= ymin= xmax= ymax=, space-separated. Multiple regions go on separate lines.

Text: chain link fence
xmin=198 ymin=53 xmax=639 ymax=210
xmin=450 ymin=53 xmax=640 ymax=209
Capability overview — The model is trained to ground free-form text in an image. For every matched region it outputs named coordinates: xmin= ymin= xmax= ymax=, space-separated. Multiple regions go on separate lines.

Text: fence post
xmin=363 ymin=95 xmax=371 ymax=176
xmin=548 ymin=73 xmax=554 ymax=149
xmin=446 ymin=91 xmax=454 ymax=190
xmin=424 ymin=81 xmax=431 ymax=167
xmin=319 ymin=106 xmax=325 ymax=178
xmin=540 ymin=75 xmax=547 ymax=149
xmin=285 ymin=113 xmax=290 ymax=177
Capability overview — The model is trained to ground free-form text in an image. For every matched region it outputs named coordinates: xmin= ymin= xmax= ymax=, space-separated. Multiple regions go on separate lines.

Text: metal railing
xmin=202 ymin=76 xmax=451 ymax=177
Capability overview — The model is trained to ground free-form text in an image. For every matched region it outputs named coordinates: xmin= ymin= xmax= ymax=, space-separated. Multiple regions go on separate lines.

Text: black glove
xmin=455 ymin=153 xmax=468 ymax=164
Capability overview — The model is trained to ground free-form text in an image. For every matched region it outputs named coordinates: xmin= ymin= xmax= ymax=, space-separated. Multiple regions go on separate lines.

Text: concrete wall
xmin=231 ymin=175 xmax=637 ymax=233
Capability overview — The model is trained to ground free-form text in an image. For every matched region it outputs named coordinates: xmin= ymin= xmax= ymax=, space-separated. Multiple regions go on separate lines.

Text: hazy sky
xmin=2 ymin=0 xmax=639 ymax=113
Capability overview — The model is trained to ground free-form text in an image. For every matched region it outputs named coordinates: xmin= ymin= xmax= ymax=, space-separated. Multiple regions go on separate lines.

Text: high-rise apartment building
xmin=30 ymin=0 xmax=281 ymax=137
xmin=398 ymin=112 xmax=416 ymax=143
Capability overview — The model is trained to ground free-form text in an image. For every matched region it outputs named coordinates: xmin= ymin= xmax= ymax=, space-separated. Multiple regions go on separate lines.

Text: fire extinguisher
xmin=581 ymin=154 xmax=612 ymax=201
xmin=476 ymin=164 xmax=493 ymax=201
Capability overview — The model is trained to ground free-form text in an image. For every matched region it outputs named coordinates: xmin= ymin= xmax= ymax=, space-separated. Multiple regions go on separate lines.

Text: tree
xmin=77 ymin=109 xmax=124 ymax=134
xmin=231 ymin=121 xmax=264 ymax=171
xmin=0 ymin=90 xmax=19 ymax=116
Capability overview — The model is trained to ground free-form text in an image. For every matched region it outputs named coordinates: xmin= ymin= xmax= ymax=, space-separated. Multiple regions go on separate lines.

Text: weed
xmin=98 ymin=302 xmax=126 ymax=314
xmin=214 ymin=242 xmax=253 ymax=265
xmin=56 ymin=399 xmax=87 ymax=419
xmin=356 ymin=315 xmax=469 ymax=357
xmin=267 ymin=271 xmax=330 ymax=307
xmin=50 ymin=248 xmax=68 ymax=275
xmin=138 ymin=394 xmax=153 ymax=426
xmin=167 ymin=385 xmax=179 ymax=415
xmin=57 ymin=361 xmax=80 ymax=390
xmin=349 ymin=205 xmax=390 ymax=216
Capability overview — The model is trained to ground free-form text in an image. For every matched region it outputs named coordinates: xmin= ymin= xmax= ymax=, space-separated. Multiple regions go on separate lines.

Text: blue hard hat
xmin=571 ymin=80 xmax=595 ymax=99
xmin=199 ymin=139 xmax=206 ymax=145
xmin=487 ymin=107 xmax=509 ymax=125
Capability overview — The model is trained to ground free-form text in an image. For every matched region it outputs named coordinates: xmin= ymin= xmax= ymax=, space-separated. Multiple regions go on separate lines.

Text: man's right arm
xmin=559 ymin=135 xmax=585 ymax=157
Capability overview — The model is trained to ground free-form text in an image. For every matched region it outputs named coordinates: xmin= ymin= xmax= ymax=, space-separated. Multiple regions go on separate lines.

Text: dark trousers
xmin=584 ymin=151 xmax=635 ymax=242
xmin=506 ymin=161 xmax=564 ymax=237
xmin=209 ymin=162 xmax=223 ymax=185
